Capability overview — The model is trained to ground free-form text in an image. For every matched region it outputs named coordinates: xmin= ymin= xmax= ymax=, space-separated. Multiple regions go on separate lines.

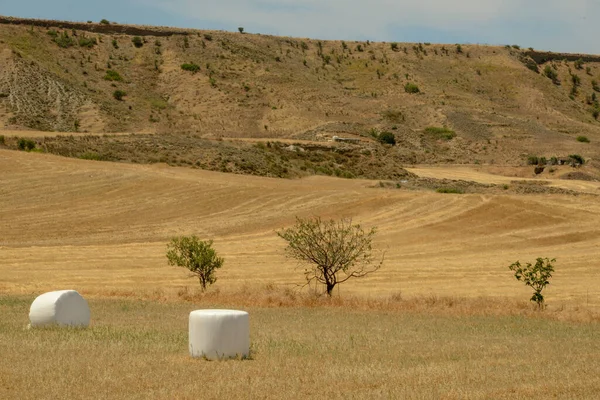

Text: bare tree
xmin=277 ymin=216 xmax=382 ymax=296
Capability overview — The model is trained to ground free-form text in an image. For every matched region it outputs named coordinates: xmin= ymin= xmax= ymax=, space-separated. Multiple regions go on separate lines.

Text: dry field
xmin=3 ymin=149 xmax=600 ymax=398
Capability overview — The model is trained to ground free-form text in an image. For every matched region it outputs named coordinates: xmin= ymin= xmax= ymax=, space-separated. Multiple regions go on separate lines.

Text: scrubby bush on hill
xmin=113 ymin=90 xmax=126 ymax=101
xmin=404 ymin=83 xmax=420 ymax=94
xmin=424 ymin=126 xmax=456 ymax=140
xmin=577 ymin=136 xmax=590 ymax=143
xmin=181 ymin=63 xmax=200 ymax=73
xmin=78 ymin=36 xmax=97 ymax=48
xmin=17 ymin=138 xmax=36 ymax=151
xmin=544 ymin=65 xmax=560 ymax=85
xmin=132 ymin=36 xmax=143 ymax=48
xmin=104 ymin=70 xmax=122 ymax=81
xmin=54 ymin=31 xmax=75 ymax=48
xmin=377 ymin=131 xmax=396 ymax=145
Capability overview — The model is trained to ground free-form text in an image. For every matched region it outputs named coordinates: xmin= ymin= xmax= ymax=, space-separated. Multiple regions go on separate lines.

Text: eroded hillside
xmin=0 ymin=16 xmax=599 ymax=167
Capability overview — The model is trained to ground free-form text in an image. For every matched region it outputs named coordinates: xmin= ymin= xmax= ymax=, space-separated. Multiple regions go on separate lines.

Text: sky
xmin=1 ymin=0 xmax=598 ymax=54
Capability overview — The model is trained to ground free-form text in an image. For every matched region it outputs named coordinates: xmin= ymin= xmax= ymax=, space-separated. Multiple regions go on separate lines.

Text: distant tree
xmin=132 ymin=36 xmax=143 ymax=48
xmin=167 ymin=236 xmax=224 ymax=291
xmin=277 ymin=216 xmax=383 ymax=296
xmin=238 ymin=27 xmax=245 ymax=34
xmin=100 ymin=19 xmax=110 ymax=25
xmin=509 ymin=258 xmax=555 ymax=309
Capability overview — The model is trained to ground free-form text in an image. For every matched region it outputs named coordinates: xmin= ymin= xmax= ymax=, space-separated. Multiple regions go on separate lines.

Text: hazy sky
xmin=1 ymin=0 xmax=598 ymax=54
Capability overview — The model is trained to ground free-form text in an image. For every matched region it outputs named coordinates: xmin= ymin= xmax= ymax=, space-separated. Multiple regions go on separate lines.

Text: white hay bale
xmin=29 ymin=290 xmax=90 ymax=328
xmin=189 ymin=309 xmax=249 ymax=360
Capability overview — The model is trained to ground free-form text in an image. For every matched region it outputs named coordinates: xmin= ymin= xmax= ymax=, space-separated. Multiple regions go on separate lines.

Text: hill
xmin=0 ymin=16 xmax=599 ymax=174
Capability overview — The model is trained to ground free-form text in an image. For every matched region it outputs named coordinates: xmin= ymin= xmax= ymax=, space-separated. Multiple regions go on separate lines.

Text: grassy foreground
xmin=1 ymin=295 xmax=600 ymax=399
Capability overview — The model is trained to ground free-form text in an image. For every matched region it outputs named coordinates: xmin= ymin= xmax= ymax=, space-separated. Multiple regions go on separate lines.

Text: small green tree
xmin=277 ymin=217 xmax=382 ymax=296
xmin=238 ymin=27 xmax=245 ymax=34
xmin=166 ymin=236 xmax=224 ymax=291
xmin=508 ymin=258 xmax=555 ymax=308
xmin=132 ymin=36 xmax=143 ymax=48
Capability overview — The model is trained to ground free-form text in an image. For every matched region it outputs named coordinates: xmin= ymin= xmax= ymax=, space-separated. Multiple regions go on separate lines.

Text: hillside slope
xmin=0 ymin=16 xmax=599 ymax=166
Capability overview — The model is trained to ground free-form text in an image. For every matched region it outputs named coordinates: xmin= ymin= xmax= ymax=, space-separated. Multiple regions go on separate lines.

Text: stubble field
xmin=2 ymin=149 xmax=600 ymax=398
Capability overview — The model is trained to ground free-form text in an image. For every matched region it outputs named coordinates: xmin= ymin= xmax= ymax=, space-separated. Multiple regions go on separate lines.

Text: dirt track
xmin=2 ymin=149 xmax=600 ymax=308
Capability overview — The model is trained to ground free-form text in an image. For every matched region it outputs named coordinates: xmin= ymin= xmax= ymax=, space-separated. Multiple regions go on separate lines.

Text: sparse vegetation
xmin=404 ymin=83 xmax=420 ymax=94
xmin=78 ymin=36 xmax=97 ymax=48
xmin=104 ymin=70 xmax=123 ymax=81
xmin=53 ymin=31 xmax=75 ymax=48
xmin=166 ymin=236 xmax=224 ymax=291
xmin=436 ymin=187 xmax=464 ymax=194
xmin=113 ymin=90 xmax=126 ymax=101
xmin=181 ymin=63 xmax=200 ymax=73
xmin=377 ymin=131 xmax=396 ymax=146
xmin=508 ymin=258 xmax=555 ymax=309
xmin=132 ymin=36 xmax=143 ymax=48
xmin=544 ymin=65 xmax=560 ymax=85
xmin=424 ymin=126 xmax=456 ymax=140
xmin=277 ymin=216 xmax=382 ymax=296
xmin=577 ymin=136 xmax=590 ymax=143
xmin=17 ymin=138 xmax=36 ymax=151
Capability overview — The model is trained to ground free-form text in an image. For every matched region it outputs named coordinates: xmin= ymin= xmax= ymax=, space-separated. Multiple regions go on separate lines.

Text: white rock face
xmin=29 ymin=290 xmax=91 ymax=328
xmin=189 ymin=309 xmax=249 ymax=360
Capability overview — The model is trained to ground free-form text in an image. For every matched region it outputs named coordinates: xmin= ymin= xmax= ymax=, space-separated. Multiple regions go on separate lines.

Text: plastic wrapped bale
xmin=29 ymin=290 xmax=91 ymax=328
xmin=189 ymin=309 xmax=249 ymax=360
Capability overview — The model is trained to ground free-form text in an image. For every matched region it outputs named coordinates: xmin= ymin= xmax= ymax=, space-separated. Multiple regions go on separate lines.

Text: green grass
xmin=424 ymin=126 xmax=457 ymax=141
xmin=2 ymin=295 xmax=600 ymax=399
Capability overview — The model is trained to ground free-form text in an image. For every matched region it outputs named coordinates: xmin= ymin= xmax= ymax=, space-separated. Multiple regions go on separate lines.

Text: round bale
xmin=189 ymin=309 xmax=249 ymax=360
xmin=29 ymin=290 xmax=91 ymax=328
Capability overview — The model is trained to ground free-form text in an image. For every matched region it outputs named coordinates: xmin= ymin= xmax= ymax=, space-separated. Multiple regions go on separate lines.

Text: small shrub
xmin=167 ymin=236 xmax=224 ymax=291
xmin=436 ymin=187 xmax=464 ymax=194
xmin=203 ymin=33 xmax=213 ymax=41
xmin=569 ymin=154 xmax=585 ymax=165
xmin=382 ymin=109 xmax=404 ymax=123
xmin=424 ymin=126 xmax=456 ymax=140
xmin=455 ymin=44 xmax=463 ymax=54
xmin=377 ymin=131 xmax=396 ymax=145
xmin=527 ymin=155 xmax=539 ymax=165
xmin=100 ymin=19 xmax=110 ymax=24
xmin=275 ymin=56 xmax=282 ymax=62
xmin=574 ymin=58 xmax=584 ymax=70
xmin=404 ymin=83 xmax=420 ymax=94
xmin=0 ymin=135 xmax=5 ymax=145
xmin=17 ymin=138 xmax=36 ymax=151
xmin=78 ymin=36 xmax=97 ymax=48
xmin=512 ymin=44 xmax=520 ymax=49
xmin=576 ymin=136 xmax=590 ymax=143
xmin=112 ymin=39 xmax=118 ymax=49
xmin=132 ymin=36 xmax=143 ymax=48
xmin=54 ymin=31 xmax=75 ymax=48
xmin=571 ymin=73 xmax=581 ymax=87
xmin=544 ymin=65 xmax=560 ymax=85
xmin=181 ymin=63 xmax=200 ymax=73
xmin=593 ymin=108 xmax=600 ymax=120
xmin=391 ymin=42 xmax=398 ymax=51
xmin=104 ymin=70 xmax=123 ymax=81
xmin=46 ymin=29 xmax=58 ymax=38
xmin=509 ymin=258 xmax=555 ymax=309
xmin=592 ymin=80 xmax=600 ymax=92
xmin=113 ymin=90 xmax=126 ymax=101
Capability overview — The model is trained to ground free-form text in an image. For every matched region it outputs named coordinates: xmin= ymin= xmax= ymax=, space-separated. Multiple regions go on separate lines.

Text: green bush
xmin=203 ymin=33 xmax=213 ymax=41
xmin=544 ymin=65 xmax=560 ymax=85
xmin=181 ymin=63 xmax=200 ymax=73
xmin=238 ymin=27 xmax=244 ymax=34
xmin=377 ymin=131 xmax=396 ymax=145
xmin=78 ymin=36 xmax=97 ymax=48
xmin=569 ymin=154 xmax=585 ymax=165
xmin=167 ymin=236 xmax=224 ymax=291
xmin=113 ymin=90 xmax=126 ymax=101
xmin=574 ymin=58 xmax=584 ymax=70
xmin=509 ymin=258 xmax=555 ymax=309
xmin=100 ymin=19 xmax=110 ymax=24
xmin=46 ymin=29 xmax=58 ymax=38
xmin=132 ymin=36 xmax=143 ymax=48
xmin=0 ymin=135 xmax=5 ymax=145
xmin=391 ymin=42 xmax=398 ymax=51
xmin=17 ymin=138 xmax=36 ymax=151
xmin=112 ymin=39 xmax=119 ymax=49
xmin=54 ymin=31 xmax=75 ymax=48
xmin=593 ymin=108 xmax=600 ymax=120
xmin=104 ymin=70 xmax=123 ymax=81
xmin=404 ymin=83 xmax=420 ymax=94
xmin=527 ymin=155 xmax=539 ymax=165
xmin=456 ymin=44 xmax=463 ymax=54
xmin=424 ymin=126 xmax=456 ymax=140
xmin=576 ymin=136 xmax=590 ymax=143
